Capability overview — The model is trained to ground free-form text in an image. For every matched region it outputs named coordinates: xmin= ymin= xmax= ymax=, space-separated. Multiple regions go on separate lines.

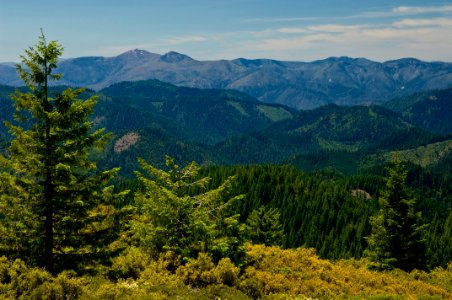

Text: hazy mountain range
xmin=1 ymin=50 xmax=451 ymax=109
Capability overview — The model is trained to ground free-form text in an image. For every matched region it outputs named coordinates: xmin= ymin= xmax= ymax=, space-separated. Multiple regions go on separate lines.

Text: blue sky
xmin=1 ymin=0 xmax=452 ymax=62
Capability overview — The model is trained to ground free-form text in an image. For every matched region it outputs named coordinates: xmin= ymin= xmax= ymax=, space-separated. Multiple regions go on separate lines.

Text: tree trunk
xmin=43 ymin=58 xmax=54 ymax=272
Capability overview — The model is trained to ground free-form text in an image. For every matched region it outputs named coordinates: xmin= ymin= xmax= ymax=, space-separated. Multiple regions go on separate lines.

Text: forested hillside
xmin=214 ymin=104 xmax=446 ymax=169
xmin=99 ymin=79 xmax=295 ymax=144
xmin=198 ymin=162 xmax=452 ymax=266
xmin=1 ymin=81 xmax=451 ymax=175
xmin=0 ymin=84 xmax=15 ymax=138
xmin=384 ymin=87 xmax=452 ymax=135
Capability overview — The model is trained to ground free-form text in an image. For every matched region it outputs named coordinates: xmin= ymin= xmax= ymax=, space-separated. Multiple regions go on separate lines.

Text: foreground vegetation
xmin=1 ymin=245 xmax=451 ymax=299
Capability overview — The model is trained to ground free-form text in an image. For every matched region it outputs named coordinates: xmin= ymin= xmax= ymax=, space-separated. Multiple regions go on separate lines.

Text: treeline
xmin=112 ymin=157 xmax=452 ymax=269
xmin=200 ymin=165 xmax=375 ymax=259
xmin=111 ymin=157 xmax=452 ymax=268
xmin=197 ymin=162 xmax=452 ymax=268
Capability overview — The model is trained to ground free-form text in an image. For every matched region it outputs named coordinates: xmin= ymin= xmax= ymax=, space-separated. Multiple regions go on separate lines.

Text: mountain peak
xmin=117 ymin=49 xmax=156 ymax=60
xmin=316 ymin=56 xmax=365 ymax=63
xmin=160 ymin=51 xmax=194 ymax=63
xmin=232 ymin=58 xmax=282 ymax=67
xmin=384 ymin=57 xmax=424 ymax=66
xmin=131 ymin=49 xmax=151 ymax=56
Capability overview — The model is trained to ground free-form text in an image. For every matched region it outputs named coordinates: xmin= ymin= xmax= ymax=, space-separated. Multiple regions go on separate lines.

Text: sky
xmin=1 ymin=0 xmax=452 ymax=62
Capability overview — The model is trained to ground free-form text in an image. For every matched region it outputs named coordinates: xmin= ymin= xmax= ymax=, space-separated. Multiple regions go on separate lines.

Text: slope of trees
xmin=199 ymin=162 xmax=452 ymax=268
xmin=2 ymin=81 xmax=451 ymax=177
xmin=384 ymin=87 xmax=452 ymax=135
xmin=201 ymin=165 xmax=376 ymax=259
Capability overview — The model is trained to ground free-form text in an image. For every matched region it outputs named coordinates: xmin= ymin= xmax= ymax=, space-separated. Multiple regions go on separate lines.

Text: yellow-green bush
xmin=176 ymin=252 xmax=239 ymax=287
xmin=1 ymin=247 xmax=451 ymax=299
xmin=108 ymin=247 xmax=151 ymax=280
xmin=241 ymin=244 xmax=452 ymax=299
xmin=0 ymin=257 xmax=86 ymax=299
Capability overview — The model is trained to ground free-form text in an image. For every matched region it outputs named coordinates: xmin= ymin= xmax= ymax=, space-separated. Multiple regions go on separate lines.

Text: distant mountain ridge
xmin=1 ymin=50 xmax=451 ymax=109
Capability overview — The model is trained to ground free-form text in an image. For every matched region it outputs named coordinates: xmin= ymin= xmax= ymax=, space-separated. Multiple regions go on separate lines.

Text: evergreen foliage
xmin=365 ymin=159 xmax=428 ymax=271
xmin=0 ymin=33 xmax=126 ymax=272
xmin=127 ymin=156 xmax=245 ymax=262
xmin=202 ymin=165 xmax=375 ymax=259
xmin=99 ymin=79 xmax=293 ymax=145
xmin=384 ymin=87 xmax=452 ymax=135
xmin=245 ymin=206 xmax=285 ymax=246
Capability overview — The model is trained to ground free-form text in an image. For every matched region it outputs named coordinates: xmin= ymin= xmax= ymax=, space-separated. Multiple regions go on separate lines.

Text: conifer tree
xmin=245 ymin=206 xmax=285 ymax=246
xmin=130 ymin=156 xmax=245 ymax=262
xmin=0 ymin=32 xmax=126 ymax=272
xmin=364 ymin=159 xmax=427 ymax=271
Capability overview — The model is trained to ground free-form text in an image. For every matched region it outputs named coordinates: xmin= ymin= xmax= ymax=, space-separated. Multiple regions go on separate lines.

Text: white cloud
xmin=244 ymin=5 xmax=452 ymax=24
xmin=307 ymin=24 xmax=367 ymax=33
xmin=242 ymin=17 xmax=321 ymax=23
xmin=85 ymin=35 xmax=212 ymax=57
xmin=392 ymin=5 xmax=452 ymax=14
xmin=251 ymin=34 xmax=336 ymax=52
xmin=166 ymin=35 xmax=208 ymax=45
xmin=78 ymin=5 xmax=452 ymax=62
xmin=393 ymin=17 xmax=452 ymax=28
xmin=277 ymin=27 xmax=308 ymax=34
xmin=360 ymin=27 xmax=434 ymax=40
xmin=237 ymin=15 xmax=452 ymax=61
xmin=351 ymin=5 xmax=452 ymax=19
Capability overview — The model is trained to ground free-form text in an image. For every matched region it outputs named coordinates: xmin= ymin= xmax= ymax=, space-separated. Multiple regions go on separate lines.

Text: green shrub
xmin=176 ymin=252 xmax=217 ymax=287
xmin=176 ymin=253 xmax=240 ymax=288
xmin=108 ymin=247 xmax=151 ymax=280
xmin=238 ymin=277 xmax=264 ymax=299
xmin=6 ymin=259 xmax=53 ymax=299
xmin=211 ymin=257 xmax=240 ymax=286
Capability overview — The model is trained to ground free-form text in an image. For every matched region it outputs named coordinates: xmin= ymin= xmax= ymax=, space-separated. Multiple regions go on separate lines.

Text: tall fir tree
xmin=0 ymin=32 xmax=126 ymax=272
xmin=245 ymin=206 xmax=285 ymax=246
xmin=128 ymin=156 xmax=245 ymax=263
xmin=364 ymin=159 xmax=428 ymax=271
